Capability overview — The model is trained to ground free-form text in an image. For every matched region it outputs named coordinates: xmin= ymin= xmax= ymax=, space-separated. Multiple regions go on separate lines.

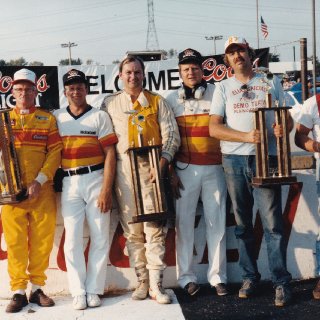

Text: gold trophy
xmin=252 ymin=73 xmax=297 ymax=187
xmin=126 ymin=110 xmax=168 ymax=224
xmin=0 ymin=107 xmax=27 ymax=203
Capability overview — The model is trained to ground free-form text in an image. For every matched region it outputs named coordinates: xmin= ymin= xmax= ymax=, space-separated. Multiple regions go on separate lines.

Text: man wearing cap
xmin=1 ymin=68 xmax=62 ymax=313
xmin=54 ymin=69 xmax=118 ymax=310
xmin=101 ymin=56 xmax=180 ymax=304
xmin=294 ymin=94 xmax=320 ymax=300
xmin=209 ymin=36 xmax=292 ymax=307
xmin=166 ymin=49 xmax=227 ymax=296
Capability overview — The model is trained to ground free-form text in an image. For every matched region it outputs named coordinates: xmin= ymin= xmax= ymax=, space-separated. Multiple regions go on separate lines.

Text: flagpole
xmin=312 ymin=0 xmax=316 ymax=96
xmin=256 ymin=0 xmax=259 ymax=48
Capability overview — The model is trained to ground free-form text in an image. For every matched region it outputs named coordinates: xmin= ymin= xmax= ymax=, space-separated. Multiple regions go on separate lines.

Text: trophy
xmin=0 ymin=107 xmax=27 ymax=203
xmin=126 ymin=110 xmax=169 ymax=224
xmin=252 ymin=73 xmax=297 ymax=187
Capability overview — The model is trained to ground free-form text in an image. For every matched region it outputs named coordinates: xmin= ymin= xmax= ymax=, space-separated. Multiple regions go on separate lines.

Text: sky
xmin=0 ymin=0 xmax=318 ymax=66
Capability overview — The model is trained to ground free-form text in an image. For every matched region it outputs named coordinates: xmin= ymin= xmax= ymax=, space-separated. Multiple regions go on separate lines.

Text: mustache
xmin=235 ymin=57 xmax=245 ymax=63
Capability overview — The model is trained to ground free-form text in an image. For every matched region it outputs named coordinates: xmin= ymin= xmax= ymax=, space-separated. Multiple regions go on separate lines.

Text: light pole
xmin=205 ymin=35 xmax=223 ymax=55
xmin=61 ymin=42 xmax=78 ymax=65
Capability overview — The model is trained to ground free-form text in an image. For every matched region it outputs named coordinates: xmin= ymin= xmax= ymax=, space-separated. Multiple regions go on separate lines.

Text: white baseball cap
xmin=12 ymin=68 xmax=37 ymax=86
xmin=224 ymin=36 xmax=249 ymax=53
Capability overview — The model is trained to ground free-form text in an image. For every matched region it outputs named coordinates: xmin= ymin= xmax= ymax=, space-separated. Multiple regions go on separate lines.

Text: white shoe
xmin=72 ymin=295 xmax=87 ymax=310
xmin=86 ymin=293 xmax=101 ymax=308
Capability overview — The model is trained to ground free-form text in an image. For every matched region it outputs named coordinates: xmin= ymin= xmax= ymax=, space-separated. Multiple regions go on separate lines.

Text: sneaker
xmin=86 ymin=293 xmax=101 ymax=308
xmin=313 ymin=279 xmax=320 ymax=300
xmin=184 ymin=282 xmax=200 ymax=296
xmin=239 ymin=279 xmax=257 ymax=298
xmin=29 ymin=289 xmax=55 ymax=307
xmin=132 ymin=280 xmax=149 ymax=300
xmin=214 ymin=283 xmax=228 ymax=296
xmin=72 ymin=295 xmax=87 ymax=310
xmin=6 ymin=293 xmax=28 ymax=313
xmin=274 ymin=285 xmax=292 ymax=307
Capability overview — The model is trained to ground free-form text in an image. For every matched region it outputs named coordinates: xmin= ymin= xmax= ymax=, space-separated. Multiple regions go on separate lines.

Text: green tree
xmin=165 ymin=49 xmax=177 ymax=59
xmin=29 ymin=61 xmax=44 ymax=66
xmin=59 ymin=58 xmax=82 ymax=66
xmin=0 ymin=59 xmax=7 ymax=66
xmin=7 ymin=57 xmax=28 ymax=66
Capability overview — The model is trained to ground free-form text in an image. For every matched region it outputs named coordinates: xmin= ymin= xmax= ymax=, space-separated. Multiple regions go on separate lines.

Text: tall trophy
xmin=126 ymin=110 xmax=169 ymax=224
xmin=0 ymin=107 xmax=27 ymax=204
xmin=252 ymin=73 xmax=297 ymax=187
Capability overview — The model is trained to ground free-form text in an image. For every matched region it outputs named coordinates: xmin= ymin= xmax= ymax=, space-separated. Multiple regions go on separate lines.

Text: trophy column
xmin=0 ymin=108 xmax=27 ymax=204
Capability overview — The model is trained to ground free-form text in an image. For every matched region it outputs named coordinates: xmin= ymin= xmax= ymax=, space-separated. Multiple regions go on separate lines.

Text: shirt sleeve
xmin=210 ymin=82 xmax=226 ymax=117
xmin=296 ymin=96 xmax=317 ymax=129
xmin=97 ymin=110 xmax=118 ymax=148
xmin=39 ymin=114 xmax=63 ymax=181
xmin=157 ymin=97 xmax=180 ymax=162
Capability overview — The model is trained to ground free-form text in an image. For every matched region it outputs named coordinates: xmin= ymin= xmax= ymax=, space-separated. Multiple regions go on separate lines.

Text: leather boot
xmin=132 ymin=267 xmax=149 ymax=300
xmin=149 ymin=270 xmax=172 ymax=304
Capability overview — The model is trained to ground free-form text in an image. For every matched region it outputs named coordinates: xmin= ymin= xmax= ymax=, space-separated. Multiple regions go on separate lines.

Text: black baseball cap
xmin=63 ymin=69 xmax=87 ymax=86
xmin=178 ymin=48 xmax=202 ymax=65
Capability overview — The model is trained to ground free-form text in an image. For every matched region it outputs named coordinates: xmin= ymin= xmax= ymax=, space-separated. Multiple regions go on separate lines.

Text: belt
xmin=63 ymin=163 xmax=104 ymax=177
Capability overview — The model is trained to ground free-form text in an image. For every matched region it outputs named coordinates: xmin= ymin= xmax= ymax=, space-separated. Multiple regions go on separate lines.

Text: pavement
xmin=1 ymin=280 xmax=320 ymax=320
xmin=0 ymin=289 xmax=184 ymax=320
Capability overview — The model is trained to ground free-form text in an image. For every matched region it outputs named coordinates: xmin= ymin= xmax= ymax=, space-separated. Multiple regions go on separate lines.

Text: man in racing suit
xmin=1 ymin=68 xmax=62 ymax=313
xmin=101 ymin=56 xmax=180 ymax=304
xmin=166 ymin=49 xmax=227 ymax=296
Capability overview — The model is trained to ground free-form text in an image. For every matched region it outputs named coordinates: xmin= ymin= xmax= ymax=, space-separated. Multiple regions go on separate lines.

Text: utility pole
xmin=61 ymin=42 xmax=78 ymax=65
xmin=205 ymin=35 xmax=223 ymax=55
xmin=146 ymin=0 xmax=159 ymax=50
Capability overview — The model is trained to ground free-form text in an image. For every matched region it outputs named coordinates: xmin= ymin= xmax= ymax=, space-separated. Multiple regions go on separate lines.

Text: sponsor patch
xmin=36 ymin=115 xmax=49 ymax=121
xmin=33 ymin=134 xmax=48 ymax=140
xmin=80 ymin=130 xmax=96 ymax=135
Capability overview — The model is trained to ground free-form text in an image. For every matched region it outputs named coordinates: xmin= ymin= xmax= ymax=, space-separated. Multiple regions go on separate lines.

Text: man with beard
xmin=209 ymin=36 xmax=292 ymax=307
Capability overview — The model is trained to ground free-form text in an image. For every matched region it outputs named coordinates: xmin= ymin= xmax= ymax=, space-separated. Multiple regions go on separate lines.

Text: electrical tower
xmin=146 ymin=0 xmax=159 ymax=50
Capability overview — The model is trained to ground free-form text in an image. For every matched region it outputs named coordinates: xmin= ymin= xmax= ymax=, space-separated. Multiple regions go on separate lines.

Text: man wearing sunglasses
xmin=209 ymin=36 xmax=292 ymax=307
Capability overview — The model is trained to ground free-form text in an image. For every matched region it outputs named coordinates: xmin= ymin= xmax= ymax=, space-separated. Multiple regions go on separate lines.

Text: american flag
xmin=260 ymin=16 xmax=269 ymax=39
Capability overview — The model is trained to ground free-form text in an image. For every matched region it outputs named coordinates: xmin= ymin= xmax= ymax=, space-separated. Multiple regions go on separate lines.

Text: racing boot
xmin=132 ymin=267 xmax=149 ymax=300
xmin=149 ymin=270 xmax=172 ymax=304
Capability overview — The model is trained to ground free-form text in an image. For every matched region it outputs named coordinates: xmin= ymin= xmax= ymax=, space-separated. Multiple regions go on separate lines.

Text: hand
xmin=273 ymin=123 xmax=283 ymax=138
xmin=27 ymin=180 xmax=41 ymax=199
xmin=245 ymin=129 xmax=260 ymax=144
xmin=97 ymin=189 xmax=112 ymax=213
xmin=149 ymin=167 xmax=156 ymax=183
xmin=170 ymin=172 xmax=184 ymax=199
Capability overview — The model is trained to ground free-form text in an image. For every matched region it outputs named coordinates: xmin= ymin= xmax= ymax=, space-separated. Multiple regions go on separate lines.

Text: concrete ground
xmin=0 ymin=289 xmax=184 ymax=320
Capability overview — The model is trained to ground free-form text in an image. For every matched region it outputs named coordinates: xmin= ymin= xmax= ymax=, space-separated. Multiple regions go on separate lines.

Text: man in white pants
xmin=54 ymin=69 xmax=117 ymax=310
xmin=166 ymin=48 xmax=227 ymax=296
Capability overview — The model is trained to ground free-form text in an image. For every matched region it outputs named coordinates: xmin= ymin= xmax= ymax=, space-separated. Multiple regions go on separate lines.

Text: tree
xmin=0 ymin=59 xmax=6 ymax=66
xmin=29 ymin=61 xmax=44 ymax=66
xmin=59 ymin=58 xmax=82 ymax=66
xmin=112 ymin=60 xmax=120 ymax=64
xmin=165 ymin=49 xmax=178 ymax=59
xmin=269 ymin=53 xmax=280 ymax=62
xmin=7 ymin=57 xmax=28 ymax=66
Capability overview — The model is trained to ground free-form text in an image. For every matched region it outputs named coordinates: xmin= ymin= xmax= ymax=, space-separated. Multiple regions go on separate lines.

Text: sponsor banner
xmin=0 ymin=48 xmax=269 ymax=110
xmin=0 ymin=66 xmax=59 ymax=110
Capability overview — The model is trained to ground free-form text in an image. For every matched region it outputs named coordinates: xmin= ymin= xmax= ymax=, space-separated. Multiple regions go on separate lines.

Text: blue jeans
xmin=222 ymin=154 xmax=292 ymax=286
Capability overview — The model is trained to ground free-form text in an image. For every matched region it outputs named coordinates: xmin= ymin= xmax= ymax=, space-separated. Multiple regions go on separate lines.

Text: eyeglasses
xmin=13 ymin=88 xmax=36 ymax=94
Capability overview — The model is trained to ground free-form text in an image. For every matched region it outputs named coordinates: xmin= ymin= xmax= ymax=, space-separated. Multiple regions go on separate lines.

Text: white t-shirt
xmin=296 ymin=94 xmax=320 ymax=158
xmin=210 ymin=73 xmax=284 ymax=155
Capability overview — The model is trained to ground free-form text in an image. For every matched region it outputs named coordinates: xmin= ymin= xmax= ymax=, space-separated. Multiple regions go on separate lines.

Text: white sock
xmin=14 ymin=289 xmax=25 ymax=295
xmin=31 ymin=284 xmax=41 ymax=293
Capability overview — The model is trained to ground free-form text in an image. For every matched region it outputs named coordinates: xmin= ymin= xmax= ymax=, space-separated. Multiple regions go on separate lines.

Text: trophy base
xmin=252 ymin=176 xmax=297 ymax=187
xmin=129 ymin=212 xmax=169 ymax=224
xmin=0 ymin=189 xmax=28 ymax=204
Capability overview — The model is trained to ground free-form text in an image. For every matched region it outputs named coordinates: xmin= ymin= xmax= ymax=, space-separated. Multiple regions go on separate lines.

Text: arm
xmin=29 ymin=115 xmax=63 ymax=199
xmin=209 ymin=114 xmax=260 ymax=143
xmin=295 ymin=123 xmax=319 ymax=152
xmin=97 ymin=144 xmax=116 ymax=213
xmin=157 ymin=97 xmax=181 ymax=162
